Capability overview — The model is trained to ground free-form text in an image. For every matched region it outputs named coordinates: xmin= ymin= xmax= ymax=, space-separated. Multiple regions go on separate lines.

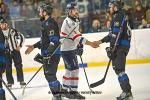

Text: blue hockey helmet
xmin=66 ymin=2 xmax=78 ymax=13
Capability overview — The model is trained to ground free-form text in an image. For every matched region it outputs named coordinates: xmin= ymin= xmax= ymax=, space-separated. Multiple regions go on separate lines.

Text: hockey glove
xmin=41 ymin=49 xmax=52 ymax=64
xmin=34 ymin=53 xmax=44 ymax=64
xmin=105 ymin=47 xmax=113 ymax=59
xmin=76 ymin=43 xmax=83 ymax=56
xmin=42 ymin=56 xmax=51 ymax=64
xmin=34 ymin=53 xmax=51 ymax=64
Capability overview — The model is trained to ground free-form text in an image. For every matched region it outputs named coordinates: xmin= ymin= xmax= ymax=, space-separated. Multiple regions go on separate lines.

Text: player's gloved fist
xmin=41 ymin=49 xmax=51 ymax=64
xmin=105 ymin=47 xmax=113 ymax=59
xmin=34 ymin=53 xmax=43 ymax=64
xmin=76 ymin=43 xmax=83 ymax=56
xmin=43 ymin=56 xmax=51 ymax=64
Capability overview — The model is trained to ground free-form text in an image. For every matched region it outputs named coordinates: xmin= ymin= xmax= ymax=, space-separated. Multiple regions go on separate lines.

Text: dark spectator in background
xmin=92 ymin=0 xmax=101 ymax=14
xmin=3 ymin=0 xmax=11 ymax=5
xmin=33 ymin=0 xmax=42 ymax=17
xmin=45 ymin=0 xmax=51 ymax=4
xmin=66 ymin=0 xmax=75 ymax=4
xmin=133 ymin=0 xmax=145 ymax=28
xmin=138 ymin=18 xmax=150 ymax=29
xmin=145 ymin=3 xmax=150 ymax=24
xmin=88 ymin=19 xmax=102 ymax=33
xmin=9 ymin=1 xmax=21 ymax=19
xmin=101 ymin=0 xmax=110 ymax=10
xmin=51 ymin=0 xmax=62 ymax=21
xmin=20 ymin=3 xmax=27 ymax=18
xmin=78 ymin=0 xmax=90 ymax=33
xmin=123 ymin=2 xmax=134 ymax=29
xmin=103 ymin=19 xmax=111 ymax=32
xmin=25 ymin=0 xmax=36 ymax=18
xmin=0 ymin=2 xmax=9 ymax=19
xmin=60 ymin=0 xmax=66 ymax=15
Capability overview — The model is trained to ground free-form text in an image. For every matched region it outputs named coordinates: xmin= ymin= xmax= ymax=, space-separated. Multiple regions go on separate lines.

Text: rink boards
xmin=13 ymin=28 xmax=150 ymax=73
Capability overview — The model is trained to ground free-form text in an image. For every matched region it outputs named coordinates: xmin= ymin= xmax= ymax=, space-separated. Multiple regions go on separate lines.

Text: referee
xmin=0 ymin=17 xmax=26 ymax=88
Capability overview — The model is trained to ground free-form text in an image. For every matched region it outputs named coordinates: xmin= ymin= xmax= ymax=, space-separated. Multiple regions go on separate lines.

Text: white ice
xmin=3 ymin=64 xmax=150 ymax=100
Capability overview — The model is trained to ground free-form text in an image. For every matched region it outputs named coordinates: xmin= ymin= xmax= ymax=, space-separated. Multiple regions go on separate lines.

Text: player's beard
xmin=75 ymin=13 xmax=79 ymax=18
xmin=40 ymin=16 xmax=45 ymax=21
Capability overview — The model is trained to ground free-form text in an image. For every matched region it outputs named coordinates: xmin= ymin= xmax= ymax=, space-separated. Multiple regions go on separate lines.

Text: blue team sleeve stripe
xmin=48 ymin=80 xmax=60 ymax=87
xmin=0 ymin=56 xmax=6 ymax=63
xmin=120 ymin=39 xmax=130 ymax=46
xmin=112 ymin=27 xmax=120 ymax=33
xmin=41 ymin=49 xmax=49 ymax=56
xmin=49 ymin=35 xmax=60 ymax=43
xmin=0 ymin=88 xmax=5 ymax=94
xmin=0 ymin=43 xmax=5 ymax=50
xmin=118 ymin=74 xmax=129 ymax=81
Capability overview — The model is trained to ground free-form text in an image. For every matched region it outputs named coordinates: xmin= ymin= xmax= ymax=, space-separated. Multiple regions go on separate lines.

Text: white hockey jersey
xmin=60 ymin=16 xmax=87 ymax=51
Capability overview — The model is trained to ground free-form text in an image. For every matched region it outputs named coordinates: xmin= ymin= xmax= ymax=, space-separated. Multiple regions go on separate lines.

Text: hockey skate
xmin=20 ymin=81 xmax=26 ymax=88
xmin=7 ymin=83 xmax=13 ymax=89
xmin=65 ymin=91 xmax=85 ymax=99
xmin=116 ymin=91 xmax=133 ymax=100
xmin=52 ymin=95 xmax=62 ymax=100
xmin=61 ymin=88 xmax=69 ymax=97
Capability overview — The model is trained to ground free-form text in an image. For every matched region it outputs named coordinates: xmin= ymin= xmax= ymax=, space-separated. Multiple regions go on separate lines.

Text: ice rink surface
xmin=3 ymin=63 xmax=150 ymax=100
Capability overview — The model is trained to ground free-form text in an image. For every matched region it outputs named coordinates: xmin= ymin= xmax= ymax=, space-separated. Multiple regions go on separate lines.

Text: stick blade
xmin=90 ymin=78 xmax=105 ymax=88
xmin=22 ymin=86 xmax=27 ymax=96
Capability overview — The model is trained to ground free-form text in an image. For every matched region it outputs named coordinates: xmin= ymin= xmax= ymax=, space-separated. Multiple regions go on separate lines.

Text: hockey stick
xmin=22 ymin=23 xmax=79 ymax=95
xmin=0 ymin=77 xmax=17 ymax=100
xmin=22 ymin=65 xmax=43 ymax=95
xmin=90 ymin=16 xmax=126 ymax=88
xmin=90 ymin=32 xmax=120 ymax=88
xmin=90 ymin=59 xmax=111 ymax=88
xmin=79 ymin=56 xmax=96 ymax=94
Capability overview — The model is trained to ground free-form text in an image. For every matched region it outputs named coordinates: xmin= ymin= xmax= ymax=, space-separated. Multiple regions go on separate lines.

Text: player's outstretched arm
xmin=85 ymin=40 xmax=100 ymax=48
xmin=25 ymin=45 xmax=34 ymax=54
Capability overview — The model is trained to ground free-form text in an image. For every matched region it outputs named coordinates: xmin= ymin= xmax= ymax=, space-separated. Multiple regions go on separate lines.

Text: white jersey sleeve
xmin=60 ymin=17 xmax=87 ymax=51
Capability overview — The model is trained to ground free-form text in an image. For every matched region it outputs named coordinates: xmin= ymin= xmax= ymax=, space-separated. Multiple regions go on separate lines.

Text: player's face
xmin=39 ymin=9 xmax=44 ymax=17
xmin=39 ymin=8 xmax=46 ymax=21
xmin=0 ymin=23 xmax=8 ymax=30
xmin=109 ymin=3 xmax=115 ymax=13
xmin=70 ymin=8 xmax=79 ymax=17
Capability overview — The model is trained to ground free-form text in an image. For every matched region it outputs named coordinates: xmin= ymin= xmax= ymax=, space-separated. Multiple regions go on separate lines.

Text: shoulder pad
xmin=11 ymin=28 xmax=17 ymax=33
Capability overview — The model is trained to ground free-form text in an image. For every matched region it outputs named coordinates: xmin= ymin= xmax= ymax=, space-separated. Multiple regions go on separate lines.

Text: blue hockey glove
xmin=76 ymin=43 xmax=83 ymax=56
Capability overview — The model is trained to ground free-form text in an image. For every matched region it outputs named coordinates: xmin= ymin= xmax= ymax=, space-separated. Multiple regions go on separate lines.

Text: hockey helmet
xmin=39 ymin=3 xmax=53 ymax=14
xmin=109 ymin=0 xmax=123 ymax=9
xmin=0 ymin=17 xmax=7 ymax=24
xmin=66 ymin=2 xmax=78 ymax=13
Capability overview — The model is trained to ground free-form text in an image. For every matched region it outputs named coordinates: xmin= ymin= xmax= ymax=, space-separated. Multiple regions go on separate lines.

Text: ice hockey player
xmin=0 ymin=17 xmax=7 ymax=100
xmin=25 ymin=3 xmax=62 ymax=100
xmin=60 ymin=2 xmax=99 ymax=99
xmin=0 ymin=17 xmax=26 ymax=88
xmin=94 ymin=0 xmax=133 ymax=100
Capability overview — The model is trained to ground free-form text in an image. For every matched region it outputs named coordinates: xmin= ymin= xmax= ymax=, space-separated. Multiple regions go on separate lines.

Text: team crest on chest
xmin=49 ymin=30 xmax=54 ymax=36
xmin=114 ymin=21 xmax=119 ymax=27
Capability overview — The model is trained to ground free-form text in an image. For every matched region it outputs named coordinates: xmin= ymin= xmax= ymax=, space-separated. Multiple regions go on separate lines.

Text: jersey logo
xmin=46 ymin=22 xmax=49 ymax=26
xmin=66 ymin=20 xmax=71 ymax=28
xmin=72 ymin=22 xmax=75 ymax=26
xmin=114 ymin=21 xmax=120 ymax=27
xmin=49 ymin=30 xmax=54 ymax=36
